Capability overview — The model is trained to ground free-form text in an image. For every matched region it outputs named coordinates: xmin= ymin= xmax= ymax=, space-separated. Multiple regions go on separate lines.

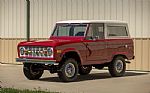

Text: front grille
xmin=19 ymin=46 xmax=53 ymax=58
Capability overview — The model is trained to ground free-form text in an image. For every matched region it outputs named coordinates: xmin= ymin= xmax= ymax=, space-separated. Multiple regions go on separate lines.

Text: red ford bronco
xmin=16 ymin=20 xmax=134 ymax=82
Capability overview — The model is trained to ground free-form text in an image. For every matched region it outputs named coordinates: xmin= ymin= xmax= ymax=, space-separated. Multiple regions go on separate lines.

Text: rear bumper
xmin=16 ymin=58 xmax=58 ymax=65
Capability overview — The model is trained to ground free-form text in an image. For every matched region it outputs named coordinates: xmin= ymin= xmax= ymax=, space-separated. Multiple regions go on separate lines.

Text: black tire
xmin=79 ymin=65 xmax=92 ymax=75
xmin=23 ymin=63 xmax=44 ymax=80
xmin=108 ymin=56 xmax=126 ymax=77
xmin=58 ymin=58 xmax=78 ymax=82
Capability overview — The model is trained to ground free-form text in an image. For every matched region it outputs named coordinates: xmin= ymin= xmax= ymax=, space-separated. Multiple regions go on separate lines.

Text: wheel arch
xmin=112 ymin=54 xmax=128 ymax=61
xmin=60 ymin=50 xmax=82 ymax=65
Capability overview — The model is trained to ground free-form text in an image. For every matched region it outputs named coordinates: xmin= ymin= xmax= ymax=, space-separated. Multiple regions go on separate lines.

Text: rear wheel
xmin=23 ymin=63 xmax=44 ymax=80
xmin=108 ymin=56 xmax=126 ymax=77
xmin=79 ymin=65 xmax=92 ymax=75
xmin=58 ymin=58 xmax=78 ymax=82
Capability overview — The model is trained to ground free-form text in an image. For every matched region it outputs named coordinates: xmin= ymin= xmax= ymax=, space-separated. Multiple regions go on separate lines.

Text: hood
xmin=18 ymin=36 xmax=84 ymax=47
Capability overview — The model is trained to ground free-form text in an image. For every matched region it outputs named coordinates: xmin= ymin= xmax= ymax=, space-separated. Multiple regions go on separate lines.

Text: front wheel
xmin=58 ymin=58 xmax=78 ymax=82
xmin=23 ymin=63 xmax=44 ymax=80
xmin=108 ymin=56 xmax=126 ymax=77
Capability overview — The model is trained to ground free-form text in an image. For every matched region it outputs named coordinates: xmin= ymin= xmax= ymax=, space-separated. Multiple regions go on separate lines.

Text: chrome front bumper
xmin=16 ymin=58 xmax=58 ymax=65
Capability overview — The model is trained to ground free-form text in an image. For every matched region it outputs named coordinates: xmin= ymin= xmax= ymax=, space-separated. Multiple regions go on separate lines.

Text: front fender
xmin=62 ymin=48 xmax=83 ymax=62
xmin=55 ymin=48 xmax=83 ymax=64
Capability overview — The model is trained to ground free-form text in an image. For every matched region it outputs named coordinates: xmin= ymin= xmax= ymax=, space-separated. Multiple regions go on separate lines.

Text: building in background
xmin=0 ymin=0 xmax=150 ymax=71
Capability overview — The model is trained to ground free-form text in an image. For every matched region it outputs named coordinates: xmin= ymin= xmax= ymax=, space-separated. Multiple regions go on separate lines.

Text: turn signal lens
xmin=56 ymin=50 xmax=62 ymax=53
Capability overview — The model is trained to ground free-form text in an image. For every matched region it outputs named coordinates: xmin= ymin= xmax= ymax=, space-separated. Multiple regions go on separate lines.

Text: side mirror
xmin=85 ymin=36 xmax=99 ymax=40
xmin=93 ymin=36 xmax=99 ymax=40
xmin=85 ymin=36 xmax=93 ymax=40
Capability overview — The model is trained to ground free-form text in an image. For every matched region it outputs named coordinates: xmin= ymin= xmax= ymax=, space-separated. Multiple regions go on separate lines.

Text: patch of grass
xmin=0 ymin=88 xmax=59 ymax=93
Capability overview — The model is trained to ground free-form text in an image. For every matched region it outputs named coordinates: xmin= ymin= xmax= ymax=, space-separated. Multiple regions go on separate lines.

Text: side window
xmin=86 ymin=23 xmax=104 ymax=40
xmin=107 ymin=26 xmax=128 ymax=37
xmin=74 ymin=26 xmax=86 ymax=36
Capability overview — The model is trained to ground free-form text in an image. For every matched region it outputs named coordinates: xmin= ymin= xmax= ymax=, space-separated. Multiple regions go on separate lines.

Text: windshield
xmin=52 ymin=23 xmax=87 ymax=36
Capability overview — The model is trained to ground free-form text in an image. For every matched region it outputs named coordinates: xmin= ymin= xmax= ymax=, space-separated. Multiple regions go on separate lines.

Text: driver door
xmin=84 ymin=23 xmax=107 ymax=65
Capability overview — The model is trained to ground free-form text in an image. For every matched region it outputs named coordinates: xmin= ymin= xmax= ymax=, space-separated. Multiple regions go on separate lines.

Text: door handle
xmin=125 ymin=45 xmax=128 ymax=48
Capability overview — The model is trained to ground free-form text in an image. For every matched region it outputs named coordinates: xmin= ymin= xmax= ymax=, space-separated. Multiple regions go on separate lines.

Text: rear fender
xmin=112 ymin=53 xmax=128 ymax=60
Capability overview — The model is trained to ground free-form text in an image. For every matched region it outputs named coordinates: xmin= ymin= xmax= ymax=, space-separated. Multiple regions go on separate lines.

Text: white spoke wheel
xmin=115 ymin=60 xmax=124 ymax=73
xmin=108 ymin=56 xmax=126 ymax=77
xmin=58 ymin=58 xmax=78 ymax=82
xmin=65 ymin=63 xmax=76 ymax=78
xmin=23 ymin=63 xmax=43 ymax=80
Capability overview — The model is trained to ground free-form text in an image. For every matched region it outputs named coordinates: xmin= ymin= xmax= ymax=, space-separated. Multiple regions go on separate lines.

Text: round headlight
xmin=47 ymin=47 xmax=53 ymax=57
xmin=20 ymin=47 xmax=25 ymax=55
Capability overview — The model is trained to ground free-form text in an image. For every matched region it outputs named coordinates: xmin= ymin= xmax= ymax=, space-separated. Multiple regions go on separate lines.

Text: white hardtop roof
xmin=56 ymin=20 xmax=127 ymax=24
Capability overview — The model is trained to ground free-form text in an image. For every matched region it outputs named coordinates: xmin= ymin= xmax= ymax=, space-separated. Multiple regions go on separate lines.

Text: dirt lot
xmin=0 ymin=64 xmax=150 ymax=93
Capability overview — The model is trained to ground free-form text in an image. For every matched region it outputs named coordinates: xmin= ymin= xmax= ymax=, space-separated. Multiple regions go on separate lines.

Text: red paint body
xmin=17 ymin=21 xmax=134 ymax=65
xmin=17 ymin=37 xmax=134 ymax=65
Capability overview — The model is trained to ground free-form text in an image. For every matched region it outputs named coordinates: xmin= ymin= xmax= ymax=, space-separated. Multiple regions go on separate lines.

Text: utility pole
xmin=26 ymin=0 xmax=30 ymax=41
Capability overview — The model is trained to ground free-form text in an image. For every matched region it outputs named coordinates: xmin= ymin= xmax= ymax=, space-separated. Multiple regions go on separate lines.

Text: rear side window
xmin=107 ymin=26 xmax=128 ymax=37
